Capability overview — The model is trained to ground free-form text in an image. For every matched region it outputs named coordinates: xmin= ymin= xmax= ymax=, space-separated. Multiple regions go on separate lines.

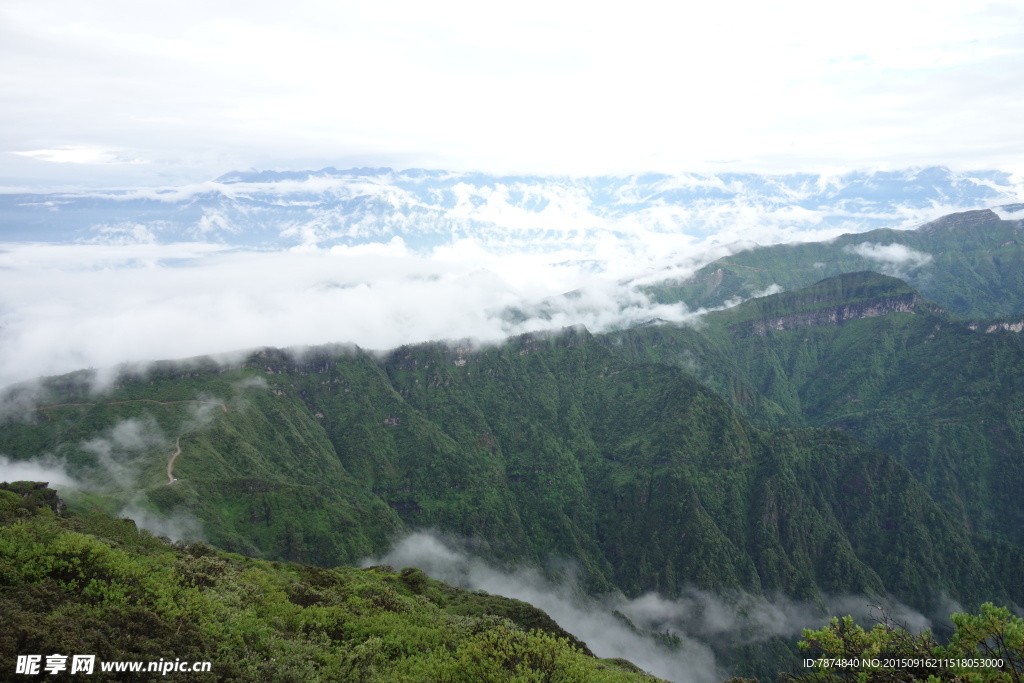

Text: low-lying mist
xmin=366 ymin=531 xmax=942 ymax=683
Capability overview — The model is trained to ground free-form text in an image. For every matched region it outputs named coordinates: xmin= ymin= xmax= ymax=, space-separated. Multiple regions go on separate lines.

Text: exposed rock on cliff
xmin=724 ymin=271 xmax=940 ymax=337
xmin=732 ymin=293 xmax=923 ymax=337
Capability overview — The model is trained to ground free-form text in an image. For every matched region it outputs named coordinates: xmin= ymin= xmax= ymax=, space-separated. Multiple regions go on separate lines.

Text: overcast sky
xmin=3 ymin=0 xmax=1023 ymax=187
xmin=2 ymin=1 xmax=1023 ymax=389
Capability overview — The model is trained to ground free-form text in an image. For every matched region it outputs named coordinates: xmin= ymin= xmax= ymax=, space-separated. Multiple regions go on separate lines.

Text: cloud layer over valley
xmin=1 ymin=167 xmax=1020 ymax=389
xmin=0 ymin=237 xmax=705 ymax=389
xmin=0 ymin=417 xmax=206 ymax=543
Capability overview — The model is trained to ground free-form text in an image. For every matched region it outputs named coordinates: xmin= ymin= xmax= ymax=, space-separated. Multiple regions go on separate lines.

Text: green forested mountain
xmin=645 ymin=208 xmax=1024 ymax=318
xmin=1 ymin=306 xmax=1019 ymax=618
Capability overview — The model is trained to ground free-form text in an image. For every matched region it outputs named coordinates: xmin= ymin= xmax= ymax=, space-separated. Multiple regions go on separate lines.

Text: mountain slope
xmin=616 ymin=272 xmax=1024 ymax=554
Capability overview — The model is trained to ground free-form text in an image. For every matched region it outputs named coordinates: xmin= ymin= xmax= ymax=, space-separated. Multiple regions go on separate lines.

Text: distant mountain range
xmin=1 ymin=166 xmax=1020 ymax=251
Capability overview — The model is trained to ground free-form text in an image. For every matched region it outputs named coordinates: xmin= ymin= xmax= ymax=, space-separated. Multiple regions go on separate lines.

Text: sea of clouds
xmin=0 ymin=232 xmax=729 ymax=390
xmin=2 ymin=167 xmax=1020 ymax=389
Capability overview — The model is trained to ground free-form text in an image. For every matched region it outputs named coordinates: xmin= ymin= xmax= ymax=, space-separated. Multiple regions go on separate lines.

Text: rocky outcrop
xmin=0 ymin=481 xmax=65 ymax=516
xmin=966 ymin=320 xmax=1024 ymax=334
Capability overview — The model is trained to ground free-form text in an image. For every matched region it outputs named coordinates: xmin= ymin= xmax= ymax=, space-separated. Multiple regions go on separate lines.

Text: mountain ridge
xmin=647 ymin=208 xmax=1024 ymax=318
xmin=620 ymin=271 xmax=1024 ymax=555
xmin=715 ymin=272 xmax=939 ymax=337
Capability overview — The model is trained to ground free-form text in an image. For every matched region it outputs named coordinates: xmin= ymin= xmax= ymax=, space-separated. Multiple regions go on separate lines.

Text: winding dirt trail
xmin=166 ymin=438 xmax=182 ymax=485
xmin=33 ymin=398 xmax=228 ymax=487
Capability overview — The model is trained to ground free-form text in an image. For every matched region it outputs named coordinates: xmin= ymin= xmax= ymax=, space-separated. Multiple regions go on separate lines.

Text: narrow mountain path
xmin=166 ymin=438 xmax=182 ymax=485
xmin=716 ymin=260 xmax=767 ymax=271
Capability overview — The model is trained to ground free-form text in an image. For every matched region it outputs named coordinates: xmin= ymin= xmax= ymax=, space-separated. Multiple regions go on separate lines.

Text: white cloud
xmin=194 ymin=210 xmax=238 ymax=236
xmin=118 ymin=503 xmax=204 ymax=542
xmin=232 ymin=375 xmax=268 ymax=391
xmin=993 ymin=205 xmax=1024 ymax=220
xmin=0 ymin=453 xmax=81 ymax=488
xmin=85 ymin=223 xmax=159 ymax=245
xmin=0 ymin=393 xmax=213 ymax=538
xmin=0 ymin=166 xmax=1013 ymax=389
xmin=448 ymin=182 xmax=599 ymax=233
xmin=79 ymin=416 xmax=168 ymax=489
xmin=843 ymin=242 xmax=933 ymax=277
xmin=11 ymin=146 xmax=147 ymax=165
xmin=750 ymin=284 xmax=783 ymax=298
xmin=367 ymin=532 xmax=724 ymax=683
xmin=0 ymin=237 xmax=710 ymax=389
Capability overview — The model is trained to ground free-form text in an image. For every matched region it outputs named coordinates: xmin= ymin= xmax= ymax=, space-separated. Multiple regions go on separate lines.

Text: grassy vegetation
xmin=3 ymin=484 xmax=1020 ymax=682
xmin=792 ymin=602 xmax=1024 ymax=682
xmin=0 ymin=482 xmax=660 ymax=682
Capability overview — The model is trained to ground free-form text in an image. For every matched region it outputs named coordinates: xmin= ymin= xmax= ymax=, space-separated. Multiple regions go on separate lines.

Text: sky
xmin=2 ymin=0 xmax=1024 ymax=187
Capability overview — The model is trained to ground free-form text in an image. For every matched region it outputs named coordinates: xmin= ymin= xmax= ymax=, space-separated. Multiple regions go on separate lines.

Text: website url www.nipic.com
xmin=15 ymin=655 xmax=212 ymax=676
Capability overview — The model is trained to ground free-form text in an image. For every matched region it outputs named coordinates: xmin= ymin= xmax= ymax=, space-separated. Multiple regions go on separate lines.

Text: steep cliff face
xmin=718 ymin=272 xmax=940 ymax=338
xmin=673 ymin=272 xmax=1024 ymax=558
xmin=732 ymin=293 xmax=922 ymax=337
